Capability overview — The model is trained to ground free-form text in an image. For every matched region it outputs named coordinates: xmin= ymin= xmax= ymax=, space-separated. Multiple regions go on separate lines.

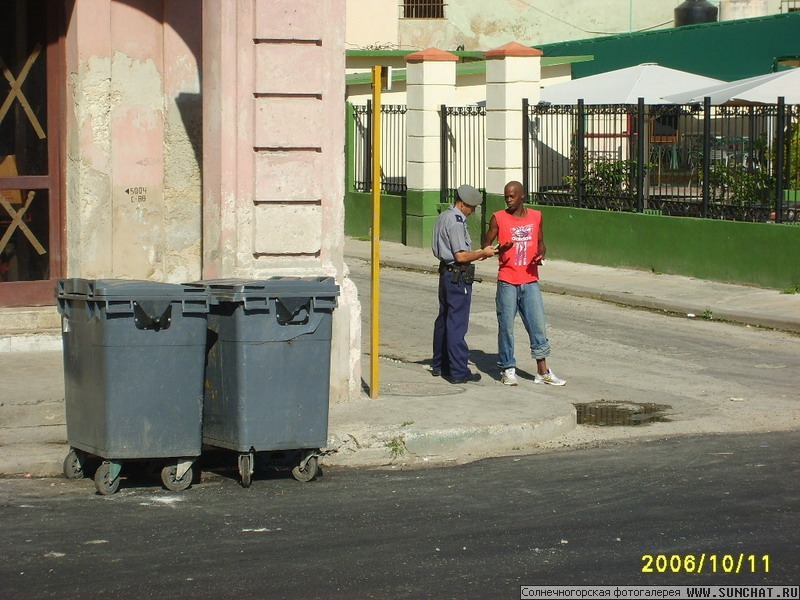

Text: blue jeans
xmin=496 ymin=280 xmax=550 ymax=370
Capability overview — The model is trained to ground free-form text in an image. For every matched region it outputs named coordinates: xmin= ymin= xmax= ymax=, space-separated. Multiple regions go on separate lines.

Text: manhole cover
xmin=573 ymin=400 xmax=671 ymax=426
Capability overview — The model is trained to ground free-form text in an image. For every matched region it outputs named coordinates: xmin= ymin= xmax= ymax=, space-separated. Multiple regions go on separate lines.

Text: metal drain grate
xmin=574 ymin=401 xmax=671 ymax=426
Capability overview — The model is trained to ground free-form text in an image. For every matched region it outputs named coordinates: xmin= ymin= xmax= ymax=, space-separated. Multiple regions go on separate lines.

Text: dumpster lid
xmin=188 ymin=277 xmax=340 ymax=300
xmin=57 ymin=278 xmax=211 ymax=301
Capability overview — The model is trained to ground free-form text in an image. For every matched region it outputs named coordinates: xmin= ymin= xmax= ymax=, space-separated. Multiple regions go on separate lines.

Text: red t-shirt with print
xmin=494 ymin=208 xmax=542 ymax=285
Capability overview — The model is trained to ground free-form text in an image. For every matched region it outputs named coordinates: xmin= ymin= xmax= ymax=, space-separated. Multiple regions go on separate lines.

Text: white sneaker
xmin=501 ymin=367 xmax=518 ymax=386
xmin=534 ymin=370 xmax=566 ymax=386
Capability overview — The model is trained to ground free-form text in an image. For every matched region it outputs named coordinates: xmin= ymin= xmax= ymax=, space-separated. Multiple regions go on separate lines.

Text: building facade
xmin=345 ymin=0 xmax=788 ymax=52
xmin=0 ymin=0 xmax=360 ymax=403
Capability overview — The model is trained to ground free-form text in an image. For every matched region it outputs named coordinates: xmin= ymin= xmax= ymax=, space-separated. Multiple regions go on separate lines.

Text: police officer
xmin=431 ymin=184 xmax=498 ymax=384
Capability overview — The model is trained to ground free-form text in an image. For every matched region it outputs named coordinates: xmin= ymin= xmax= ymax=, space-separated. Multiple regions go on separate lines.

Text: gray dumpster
xmin=198 ymin=277 xmax=339 ymax=487
xmin=56 ymin=278 xmax=212 ymax=495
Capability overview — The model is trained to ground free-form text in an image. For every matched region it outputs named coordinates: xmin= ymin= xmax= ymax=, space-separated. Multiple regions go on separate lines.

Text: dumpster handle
xmin=241 ymin=296 xmax=269 ymax=311
xmin=104 ymin=300 xmax=135 ymax=315
xmin=267 ymin=297 xmax=325 ymax=341
xmin=102 ymin=298 xmax=210 ymax=316
xmin=181 ymin=298 xmax=211 ymax=313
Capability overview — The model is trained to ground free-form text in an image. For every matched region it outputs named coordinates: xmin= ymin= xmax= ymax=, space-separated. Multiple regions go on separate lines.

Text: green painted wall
xmin=539 ymin=13 xmax=800 ymax=81
xmin=534 ymin=205 xmax=800 ymax=289
xmin=345 ymin=191 xmax=491 ymax=251
xmin=345 ymin=192 xmax=406 ymax=243
xmin=346 ymin=192 xmax=800 ymax=289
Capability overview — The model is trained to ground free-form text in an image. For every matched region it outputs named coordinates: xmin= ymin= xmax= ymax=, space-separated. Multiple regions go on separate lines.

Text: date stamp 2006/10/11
xmin=642 ymin=553 xmax=769 ymax=574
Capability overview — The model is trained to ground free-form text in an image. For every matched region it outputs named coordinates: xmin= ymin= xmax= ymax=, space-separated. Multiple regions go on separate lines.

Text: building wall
xmin=393 ymin=0 xmax=778 ymax=51
xmin=720 ymin=0 xmax=770 ymax=20
xmin=65 ymin=0 xmax=203 ymax=282
xmin=345 ymin=0 xmax=781 ymax=53
xmin=346 ymin=0 xmax=398 ymax=49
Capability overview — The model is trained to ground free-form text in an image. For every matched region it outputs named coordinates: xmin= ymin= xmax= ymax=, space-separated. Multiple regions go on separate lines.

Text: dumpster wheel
xmin=238 ymin=453 xmax=254 ymax=488
xmin=161 ymin=462 xmax=194 ymax=492
xmin=291 ymin=454 xmax=319 ymax=483
xmin=94 ymin=461 xmax=121 ymax=495
xmin=63 ymin=448 xmax=86 ymax=479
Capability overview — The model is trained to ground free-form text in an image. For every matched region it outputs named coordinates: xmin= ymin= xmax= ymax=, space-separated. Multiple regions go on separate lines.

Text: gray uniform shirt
xmin=431 ymin=205 xmax=472 ymax=264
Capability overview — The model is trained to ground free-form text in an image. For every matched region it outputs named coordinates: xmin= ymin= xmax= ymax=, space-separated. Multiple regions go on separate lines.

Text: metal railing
xmin=524 ymin=99 xmax=800 ymax=223
xmin=352 ymin=102 xmax=407 ymax=194
xmin=440 ymin=104 xmax=486 ymax=204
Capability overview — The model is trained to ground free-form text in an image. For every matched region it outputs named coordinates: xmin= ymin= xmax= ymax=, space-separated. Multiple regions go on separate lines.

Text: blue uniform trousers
xmin=432 ymin=270 xmax=473 ymax=379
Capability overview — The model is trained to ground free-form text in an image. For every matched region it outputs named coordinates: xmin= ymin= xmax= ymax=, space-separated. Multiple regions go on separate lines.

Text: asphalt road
xmin=0 ymin=432 xmax=797 ymax=599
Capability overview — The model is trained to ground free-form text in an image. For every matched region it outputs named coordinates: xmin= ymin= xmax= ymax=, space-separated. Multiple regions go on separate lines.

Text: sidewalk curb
xmin=324 ymin=411 xmax=576 ymax=468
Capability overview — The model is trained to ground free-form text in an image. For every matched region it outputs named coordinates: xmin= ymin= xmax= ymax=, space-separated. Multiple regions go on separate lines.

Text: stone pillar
xmin=484 ymin=42 xmax=542 ymax=198
xmin=202 ymin=0 xmax=360 ymax=403
xmin=404 ymin=48 xmax=458 ymax=247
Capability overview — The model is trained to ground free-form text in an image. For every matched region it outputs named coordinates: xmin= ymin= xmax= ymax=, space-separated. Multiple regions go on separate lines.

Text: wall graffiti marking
xmin=125 ymin=187 xmax=147 ymax=203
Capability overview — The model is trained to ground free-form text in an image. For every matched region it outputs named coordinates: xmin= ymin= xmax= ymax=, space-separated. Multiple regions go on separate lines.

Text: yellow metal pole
xmin=370 ymin=65 xmax=382 ymax=399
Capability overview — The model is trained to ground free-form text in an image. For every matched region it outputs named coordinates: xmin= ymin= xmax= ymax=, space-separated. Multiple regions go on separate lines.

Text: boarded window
xmin=0 ymin=0 xmax=64 ymax=305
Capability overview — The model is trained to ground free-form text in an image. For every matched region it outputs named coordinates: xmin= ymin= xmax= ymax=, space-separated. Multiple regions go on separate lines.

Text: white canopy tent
xmin=539 ymin=63 xmax=724 ymax=105
xmin=663 ymin=68 xmax=800 ymax=105
xmin=536 ymin=64 xmax=725 ymax=189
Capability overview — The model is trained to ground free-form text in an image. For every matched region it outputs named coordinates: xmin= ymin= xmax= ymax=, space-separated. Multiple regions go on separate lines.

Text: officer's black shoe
xmin=449 ymin=372 xmax=481 ymax=384
xmin=431 ymin=368 xmax=442 ymax=377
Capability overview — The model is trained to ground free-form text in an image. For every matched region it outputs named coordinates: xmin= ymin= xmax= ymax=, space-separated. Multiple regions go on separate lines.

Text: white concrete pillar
xmin=405 ymin=48 xmax=458 ymax=194
xmin=483 ymin=42 xmax=542 ymax=196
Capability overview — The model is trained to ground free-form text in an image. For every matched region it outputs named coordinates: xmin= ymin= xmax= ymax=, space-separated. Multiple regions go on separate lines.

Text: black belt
xmin=439 ymin=262 xmax=469 ymax=273
xmin=439 ymin=262 xmax=481 ymax=284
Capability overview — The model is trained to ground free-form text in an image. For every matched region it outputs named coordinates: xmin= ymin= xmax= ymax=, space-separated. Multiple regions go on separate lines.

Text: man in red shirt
xmin=483 ymin=180 xmax=565 ymax=386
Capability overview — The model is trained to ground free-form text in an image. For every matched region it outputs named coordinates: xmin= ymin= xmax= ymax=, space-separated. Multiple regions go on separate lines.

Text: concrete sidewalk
xmin=1 ymin=237 xmax=798 ymax=478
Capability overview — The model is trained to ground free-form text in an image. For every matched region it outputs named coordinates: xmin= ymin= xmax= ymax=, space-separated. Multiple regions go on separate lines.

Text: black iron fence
xmin=352 ymin=102 xmax=407 ymax=194
xmin=349 ymin=98 xmax=799 ymax=224
xmin=524 ymin=98 xmax=800 ymax=223
xmin=440 ymin=104 xmax=486 ymax=204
